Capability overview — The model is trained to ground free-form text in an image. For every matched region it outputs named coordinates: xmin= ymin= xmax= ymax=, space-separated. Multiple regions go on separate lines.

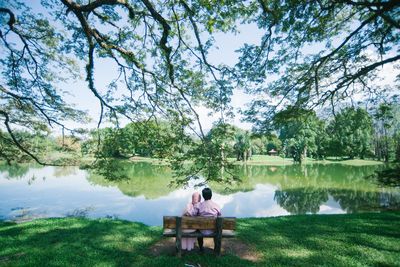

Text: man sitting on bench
xmin=193 ymin=187 xmax=221 ymax=251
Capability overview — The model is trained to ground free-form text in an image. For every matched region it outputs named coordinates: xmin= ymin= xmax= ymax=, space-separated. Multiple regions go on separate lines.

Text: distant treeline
xmin=1 ymin=103 xmax=399 ymax=165
xmin=84 ymin=103 xmax=400 ymax=164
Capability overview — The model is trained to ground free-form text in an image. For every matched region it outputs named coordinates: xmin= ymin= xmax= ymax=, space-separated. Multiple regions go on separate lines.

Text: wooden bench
xmin=163 ymin=216 xmax=236 ymax=257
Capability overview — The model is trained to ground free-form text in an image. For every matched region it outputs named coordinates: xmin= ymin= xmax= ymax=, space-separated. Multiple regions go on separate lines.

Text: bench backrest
xmin=163 ymin=216 xmax=236 ymax=230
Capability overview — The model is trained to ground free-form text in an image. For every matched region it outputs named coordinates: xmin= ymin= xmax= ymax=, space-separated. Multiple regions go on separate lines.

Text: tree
xmin=83 ymin=119 xmax=188 ymax=159
xmin=0 ymin=0 xmax=245 ymax=183
xmin=170 ymin=121 xmax=240 ymax=186
xmin=374 ymin=103 xmax=394 ymax=162
xmin=242 ymin=0 xmax=400 ymax=130
xmin=250 ymin=136 xmax=265 ymax=155
xmin=1 ymin=1 xmax=399 ymax=184
xmin=395 ymin=131 xmax=400 ymax=162
xmin=273 ymin=107 xmax=325 ymax=164
xmin=0 ymin=2 xmax=87 ymax=164
xmin=327 ymin=107 xmax=374 ymax=159
xmin=265 ymin=134 xmax=282 ymax=155
xmin=233 ymin=131 xmax=251 ymax=161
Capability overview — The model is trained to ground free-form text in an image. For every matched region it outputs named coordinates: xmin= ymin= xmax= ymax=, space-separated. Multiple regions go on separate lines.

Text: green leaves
xmin=241 ymin=0 xmax=400 ymax=125
xmin=273 ymin=107 xmax=325 ymax=163
xmin=327 ymin=107 xmax=374 ymax=159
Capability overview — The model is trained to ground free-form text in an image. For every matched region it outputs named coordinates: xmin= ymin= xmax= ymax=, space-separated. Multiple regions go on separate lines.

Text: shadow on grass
xmin=1 ymin=213 xmax=399 ymax=266
xmin=0 ymin=218 xmax=254 ymax=267
xmin=236 ymin=212 xmax=400 ymax=266
xmin=0 ymin=218 xmax=156 ymax=266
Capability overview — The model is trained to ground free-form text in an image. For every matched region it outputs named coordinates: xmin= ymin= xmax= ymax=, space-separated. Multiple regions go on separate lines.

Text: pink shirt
xmin=194 ymin=200 xmax=221 ymax=235
xmin=195 ymin=200 xmax=222 ymax=217
xmin=183 ymin=203 xmax=197 ymax=216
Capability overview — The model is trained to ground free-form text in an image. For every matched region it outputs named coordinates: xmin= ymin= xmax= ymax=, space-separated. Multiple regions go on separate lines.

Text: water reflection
xmin=0 ymin=162 xmax=399 ymax=226
xmin=0 ymin=163 xmax=30 ymax=179
xmin=273 ymin=187 xmax=400 ymax=215
xmin=274 ymin=188 xmax=329 ymax=214
xmin=88 ymin=162 xmax=174 ymax=199
xmin=330 ymin=189 xmax=400 ymax=213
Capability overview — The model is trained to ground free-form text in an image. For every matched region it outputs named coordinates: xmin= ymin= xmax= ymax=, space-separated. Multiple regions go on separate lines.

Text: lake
xmin=0 ymin=162 xmax=399 ymax=226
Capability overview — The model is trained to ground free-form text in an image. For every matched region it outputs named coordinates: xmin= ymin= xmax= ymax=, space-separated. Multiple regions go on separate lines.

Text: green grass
xmin=11 ymin=151 xmax=385 ymax=168
xmin=231 ymin=155 xmax=384 ymax=166
xmin=244 ymin=155 xmax=294 ymax=165
xmin=1 ymin=212 xmax=399 ymax=266
xmin=330 ymin=159 xmax=384 ymax=166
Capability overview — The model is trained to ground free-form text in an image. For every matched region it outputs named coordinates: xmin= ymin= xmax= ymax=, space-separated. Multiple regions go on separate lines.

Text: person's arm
xmin=185 ymin=203 xmax=199 ymax=216
xmin=183 ymin=203 xmax=193 ymax=216
xmin=217 ymin=208 xmax=222 ymax=216
xmin=216 ymin=202 xmax=222 ymax=216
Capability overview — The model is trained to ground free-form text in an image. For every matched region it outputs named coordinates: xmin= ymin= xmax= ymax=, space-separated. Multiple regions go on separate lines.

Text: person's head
xmin=202 ymin=188 xmax=212 ymax=200
xmin=192 ymin=192 xmax=201 ymax=204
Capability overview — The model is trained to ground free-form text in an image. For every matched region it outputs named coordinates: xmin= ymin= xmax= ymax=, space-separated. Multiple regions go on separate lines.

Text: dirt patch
xmin=149 ymin=238 xmax=261 ymax=262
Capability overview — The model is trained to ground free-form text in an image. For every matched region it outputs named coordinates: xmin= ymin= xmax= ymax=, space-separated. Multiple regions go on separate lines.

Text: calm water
xmin=0 ymin=162 xmax=399 ymax=226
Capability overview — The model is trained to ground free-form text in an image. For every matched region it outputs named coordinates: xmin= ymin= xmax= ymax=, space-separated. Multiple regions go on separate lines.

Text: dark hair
xmin=202 ymin=188 xmax=212 ymax=200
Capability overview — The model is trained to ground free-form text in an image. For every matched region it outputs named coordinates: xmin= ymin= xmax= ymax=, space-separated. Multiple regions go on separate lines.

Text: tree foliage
xmin=0 ymin=0 xmax=243 ymax=182
xmin=83 ymin=119 xmax=186 ymax=159
xmin=243 ymin=0 xmax=399 ymax=131
xmin=327 ymin=107 xmax=374 ymax=159
xmin=274 ymin=107 xmax=325 ymax=163
xmin=233 ymin=131 xmax=251 ymax=161
xmin=1 ymin=0 xmax=399 ymax=183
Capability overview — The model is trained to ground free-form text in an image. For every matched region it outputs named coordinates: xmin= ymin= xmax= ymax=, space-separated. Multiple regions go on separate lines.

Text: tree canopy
xmin=0 ymin=0 xmax=399 ymax=183
xmin=242 ymin=0 xmax=399 ymax=130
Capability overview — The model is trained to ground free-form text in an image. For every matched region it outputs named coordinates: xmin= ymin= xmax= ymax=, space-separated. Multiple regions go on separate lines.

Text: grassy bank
xmin=125 ymin=155 xmax=384 ymax=166
xmin=7 ymin=152 xmax=385 ymax=168
xmin=233 ymin=155 xmax=384 ymax=166
xmin=1 ymin=212 xmax=399 ymax=266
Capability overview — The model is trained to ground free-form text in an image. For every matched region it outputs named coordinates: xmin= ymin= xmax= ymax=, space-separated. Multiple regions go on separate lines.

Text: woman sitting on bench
xmin=181 ymin=192 xmax=201 ymax=251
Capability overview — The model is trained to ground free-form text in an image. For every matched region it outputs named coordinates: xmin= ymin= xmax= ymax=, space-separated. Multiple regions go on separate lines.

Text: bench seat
xmin=162 ymin=216 xmax=236 ymax=256
xmin=163 ymin=229 xmax=235 ymax=238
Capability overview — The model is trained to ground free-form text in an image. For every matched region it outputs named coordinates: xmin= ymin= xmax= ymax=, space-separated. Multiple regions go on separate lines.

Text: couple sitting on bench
xmin=181 ymin=187 xmax=221 ymax=251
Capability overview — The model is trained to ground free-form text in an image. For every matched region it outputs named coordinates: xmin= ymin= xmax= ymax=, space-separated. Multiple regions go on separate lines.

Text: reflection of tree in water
xmin=210 ymin=165 xmax=255 ymax=195
xmin=274 ymin=188 xmax=329 ymax=214
xmin=236 ymin=164 xmax=383 ymax=192
xmin=200 ymin=163 xmax=387 ymax=197
xmin=367 ymin=167 xmax=400 ymax=188
xmin=87 ymin=161 xmax=174 ymax=199
xmin=275 ymin=186 xmax=400 ymax=215
xmin=0 ymin=163 xmax=30 ymax=179
xmin=330 ymin=189 xmax=400 ymax=213
xmin=53 ymin=166 xmax=77 ymax=178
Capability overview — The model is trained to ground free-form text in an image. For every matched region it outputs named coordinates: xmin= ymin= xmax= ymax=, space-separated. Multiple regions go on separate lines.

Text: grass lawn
xmin=13 ymin=152 xmax=384 ymax=168
xmin=232 ymin=155 xmax=384 ymax=166
xmin=1 ymin=212 xmax=399 ymax=266
xmin=329 ymin=159 xmax=385 ymax=166
xmin=240 ymin=155 xmax=293 ymax=165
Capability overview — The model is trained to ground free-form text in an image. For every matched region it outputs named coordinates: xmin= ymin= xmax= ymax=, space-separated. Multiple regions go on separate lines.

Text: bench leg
xmin=214 ymin=237 xmax=222 ymax=256
xmin=214 ymin=217 xmax=223 ymax=256
xmin=197 ymin=237 xmax=204 ymax=252
xmin=176 ymin=237 xmax=182 ymax=257
xmin=176 ymin=217 xmax=182 ymax=257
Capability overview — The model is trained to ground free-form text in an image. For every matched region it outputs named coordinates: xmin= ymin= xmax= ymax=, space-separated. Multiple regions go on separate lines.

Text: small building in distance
xmin=268 ymin=149 xmax=278 ymax=156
